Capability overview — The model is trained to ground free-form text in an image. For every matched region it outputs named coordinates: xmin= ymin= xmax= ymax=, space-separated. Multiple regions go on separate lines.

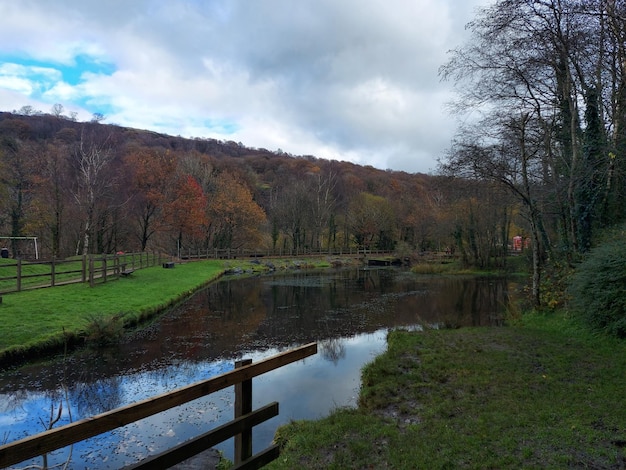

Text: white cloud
xmin=0 ymin=0 xmax=489 ymax=173
xmin=0 ymin=75 xmax=35 ymax=95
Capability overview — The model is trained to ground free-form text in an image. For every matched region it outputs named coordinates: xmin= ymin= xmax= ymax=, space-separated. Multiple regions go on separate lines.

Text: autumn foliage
xmin=0 ymin=111 xmax=519 ymax=263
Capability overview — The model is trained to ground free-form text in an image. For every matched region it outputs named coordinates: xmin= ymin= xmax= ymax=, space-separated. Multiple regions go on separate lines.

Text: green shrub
xmin=568 ymin=237 xmax=626 ymax=337
xmin=84 ymin=312 xmax=126 ymax=346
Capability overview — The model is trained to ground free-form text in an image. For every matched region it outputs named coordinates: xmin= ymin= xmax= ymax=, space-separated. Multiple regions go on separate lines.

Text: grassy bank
xmin=270 ymin=313 xmax=626 ymax=469
xmin=0 ymin=260 xmax=228 ymax=365
xmin=0 ymin=256 xmax=357 ymax=367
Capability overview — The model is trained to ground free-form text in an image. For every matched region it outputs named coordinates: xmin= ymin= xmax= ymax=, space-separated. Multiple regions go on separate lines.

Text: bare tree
xmin=274 ymin=180 xmax=313 ymax=254
xmin=51 ymin=103 xmax=65 ymax=118
xmin=29 ymin=141 xmax=71 ymax=257
xmin=309 ymin=161 xmax=338 ymax=252
xmin=72 ymin=128 xmax=114 ymax=255
xmin=0 ymin=137 xmax=33 ymax=257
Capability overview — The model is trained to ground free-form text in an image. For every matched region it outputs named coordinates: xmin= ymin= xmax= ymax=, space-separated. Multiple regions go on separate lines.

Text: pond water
xmin=0 ymin=268 xmax=517 ymax=468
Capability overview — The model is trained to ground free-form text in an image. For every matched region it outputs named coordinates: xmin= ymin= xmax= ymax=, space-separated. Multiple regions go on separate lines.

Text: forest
xmin=0 ymin=110 xmax=518 ymax=270
xmin=0 ymin=0 xmax=624 ymax=310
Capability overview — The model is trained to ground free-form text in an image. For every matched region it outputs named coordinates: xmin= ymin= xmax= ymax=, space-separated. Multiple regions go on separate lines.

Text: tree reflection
xmin=70 ymin=376 xmax=123 ymax=417
xmin=319 ymin=337 xmax=346 ymax=364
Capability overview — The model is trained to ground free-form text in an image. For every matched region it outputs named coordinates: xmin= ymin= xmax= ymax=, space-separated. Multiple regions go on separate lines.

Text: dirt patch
xmin=373 ymin=401 xmax=422 ymax=428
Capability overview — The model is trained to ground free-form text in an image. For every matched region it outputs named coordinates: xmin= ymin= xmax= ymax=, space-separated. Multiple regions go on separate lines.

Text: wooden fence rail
xmin=0 ymin=342 xmax=318 ymax=469
xmin=181 ymin=247 xmax=392 ymax=260
xmin=0 ymin=252 xmax=163 ymax=294
xmin=0 ymin=248 xmax=391 ymax=294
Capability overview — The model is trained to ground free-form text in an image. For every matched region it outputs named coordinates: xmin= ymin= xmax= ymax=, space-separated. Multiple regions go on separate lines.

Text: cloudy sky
xmin=0 ymin=0 xmax=489 ymax=174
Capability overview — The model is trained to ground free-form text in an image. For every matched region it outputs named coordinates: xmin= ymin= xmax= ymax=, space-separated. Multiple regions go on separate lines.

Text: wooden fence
xmin=0 ymin=252 xmax=163 ymax=294
xmin=0 ymin=342 xmax=318 ymax=469
xmin=0 ymin=248 xmax=395 ymax=295
xmin=181 ymin=246 xmax=392 ymax=260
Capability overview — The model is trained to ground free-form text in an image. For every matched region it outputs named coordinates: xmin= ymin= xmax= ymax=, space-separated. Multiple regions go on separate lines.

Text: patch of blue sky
xmin=81 ymin=100 xmax=116 ymax=118
xmin=0 ymin=60 xmax=60 ymax=96
xmin=206 ymin=119 xmax=239 ymax=134
xmin=62 ymin=54 xmax=116 ymax=85
xmin=191 ymin=118 xmax=240 ymax=136
xmin=153 ymin=117 xmax=240 ymax=136
xmin=0 ymin=53 xmax=115 ymax=87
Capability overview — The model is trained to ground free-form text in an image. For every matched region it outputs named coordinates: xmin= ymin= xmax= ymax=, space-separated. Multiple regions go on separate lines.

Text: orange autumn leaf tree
xmin=164 ymin=174 xmax=209 ymax=245
xmin=207 ymin=172 xmax=267 ymax=249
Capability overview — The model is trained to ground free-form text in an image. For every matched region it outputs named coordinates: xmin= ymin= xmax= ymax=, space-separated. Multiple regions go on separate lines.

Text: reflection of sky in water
xmin=1 ymin=330 xmax=388 ymax=468
xmin=1 ymin=272 xmax=514 ymax=467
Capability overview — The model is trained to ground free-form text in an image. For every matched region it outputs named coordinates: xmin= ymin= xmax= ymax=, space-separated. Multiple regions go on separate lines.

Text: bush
xmin=568 ymin=238 xmax=626 ymax=337
xmin=84 ymin=312 xmax=126 ymax=346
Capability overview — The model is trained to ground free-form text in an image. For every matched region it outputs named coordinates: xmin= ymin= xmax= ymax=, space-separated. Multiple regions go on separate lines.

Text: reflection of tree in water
xmin=70 ymin=376 xmax=123 ymax=417
xmin=2 ymin=389 xmax=30 ymax=414
xmin=319 ymin=337 xmax=346 ymax=364
xmin=441 ymin=278 xmax=512 ymax=327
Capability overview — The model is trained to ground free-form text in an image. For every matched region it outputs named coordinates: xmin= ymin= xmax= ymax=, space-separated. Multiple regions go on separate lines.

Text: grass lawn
xmin=270 ymin=313 xmax=626 ymax=469
xmin=0 ymin=260 xmax=228 ymax=364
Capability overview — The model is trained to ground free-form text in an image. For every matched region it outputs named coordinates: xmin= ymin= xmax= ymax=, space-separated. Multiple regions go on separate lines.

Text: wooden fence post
xmin=234 ymin=358 xmax=253 ymax=465
xmin=16 ymin=259 xmax=22 ymax=292
xmin=89 ymin=256 xmax=94 ymax=287
xmin=51 ymin=257 xmax=56 ymax=287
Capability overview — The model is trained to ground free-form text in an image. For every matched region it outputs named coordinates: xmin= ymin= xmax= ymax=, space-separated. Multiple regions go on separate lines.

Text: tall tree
xmin=308 ymin=161 xmax=338 ymax=251
xmin=274 ymin=180 xmax=313 ymax=254
xmin=124 ymin=148 xmax=176 ymax=251
xmin=348 ymin=192 xmax=395 ymax=250
xmin=602 ymin=0 xmax=626 ymax=223
xmin=71 ymin=128 xmax=116 ymax=254
xmin=0 ymin=136 xmax=32 ymax=256
xmin=163 ymin=174 xmax=209 ymax=254
xmin=28 ymin=141 xmax=70 ymax=256
xmin=207 ymin=172 xmax=267 ymax=249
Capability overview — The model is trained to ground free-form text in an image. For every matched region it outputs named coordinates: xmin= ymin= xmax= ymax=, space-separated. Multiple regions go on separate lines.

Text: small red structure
xmin=512 ymin=236 xmax=529 ymax=251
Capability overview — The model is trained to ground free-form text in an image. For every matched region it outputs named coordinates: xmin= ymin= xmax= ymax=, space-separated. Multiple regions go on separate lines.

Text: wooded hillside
xmin=0 ymin=111 xmax=518 ymax=265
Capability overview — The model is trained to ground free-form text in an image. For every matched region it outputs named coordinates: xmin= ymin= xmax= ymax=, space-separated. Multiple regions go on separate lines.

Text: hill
xmin=0 ymin=111 xmax=513 ymax=266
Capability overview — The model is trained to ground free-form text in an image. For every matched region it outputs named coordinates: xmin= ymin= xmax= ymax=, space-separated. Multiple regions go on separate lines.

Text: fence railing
xmin=181 ymin=247 xmax=392 ymax=260
xmin=0 ymin=248 xmax=394 ymax=294
xmin=0 ymin=252 xmax=163 ymax=294
xmin=0 ymin=342 xmax=318 ymax=469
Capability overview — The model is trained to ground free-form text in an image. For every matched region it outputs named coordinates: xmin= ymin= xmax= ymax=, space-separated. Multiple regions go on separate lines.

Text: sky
xmin=0 ymin=0 xmax=489 ymax=174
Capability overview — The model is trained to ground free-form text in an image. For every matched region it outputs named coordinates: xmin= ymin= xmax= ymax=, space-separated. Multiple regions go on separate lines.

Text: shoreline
xmin=0 ymin=256 xmax=363 ymax=369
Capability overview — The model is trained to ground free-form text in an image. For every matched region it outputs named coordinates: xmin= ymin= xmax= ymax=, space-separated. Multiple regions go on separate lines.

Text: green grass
xmin=0 ymin=260 xmax=229 ymax=364
xmin=270 ymin=312 xmax=626 ymax=469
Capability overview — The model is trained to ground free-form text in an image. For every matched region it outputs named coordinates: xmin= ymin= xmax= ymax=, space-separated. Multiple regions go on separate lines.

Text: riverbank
xmin=269 ymin=312 xmax=626 ymax=469
xmin=0 ymin=256 xmax=359 ymax=368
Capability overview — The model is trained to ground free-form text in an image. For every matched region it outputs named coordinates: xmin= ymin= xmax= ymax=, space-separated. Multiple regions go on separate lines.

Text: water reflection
xmin=319 ymin=337 xmax=347 ymax=364
xmin=0 ymin=268 xmax=516 ymax=467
